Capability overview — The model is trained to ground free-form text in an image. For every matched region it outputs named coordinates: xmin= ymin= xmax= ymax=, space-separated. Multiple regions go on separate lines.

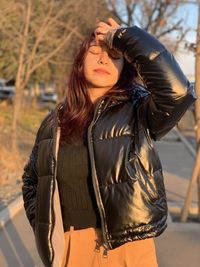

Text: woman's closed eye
xmin=89 ymin=46 xmax=102 ymax=54
xmin=89 ymin=45 xmax=121 ymax=60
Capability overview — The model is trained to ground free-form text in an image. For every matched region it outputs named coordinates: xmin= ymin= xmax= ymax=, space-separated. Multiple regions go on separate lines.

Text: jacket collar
xmin=103 ymin=83 xmax=150 ymax=108
xmin=53 ymin=83 xmax=150 ymax=124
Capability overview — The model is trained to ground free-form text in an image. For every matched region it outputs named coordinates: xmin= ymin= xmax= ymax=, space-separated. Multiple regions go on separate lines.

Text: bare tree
xmin=48 ymin=0 xmax=112 ymax=99
xmin=107 ymin=0 xmax=192 ymax=52
xmin=0 ymin=0 xmax=79 ymax=135
xmin=0 ymin=0 xmax=111 ymax=152
xmin=181 ymin=1 xmax=200 ymax=222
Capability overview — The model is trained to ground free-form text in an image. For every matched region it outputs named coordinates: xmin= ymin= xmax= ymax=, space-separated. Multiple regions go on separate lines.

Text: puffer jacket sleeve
xmin=111 ymin=26 xmax=197 ymax=140
xmin=21 ymin=111 xmax=53 ymax=231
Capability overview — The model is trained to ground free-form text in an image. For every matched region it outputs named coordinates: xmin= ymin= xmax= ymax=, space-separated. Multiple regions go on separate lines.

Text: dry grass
xmin=0 ymin=146 xmax=24 ymax=185
xmin=0 ymin=102 xmax=52 ymax=209
xmin=0 ymin=104 xmax=48 ymax=186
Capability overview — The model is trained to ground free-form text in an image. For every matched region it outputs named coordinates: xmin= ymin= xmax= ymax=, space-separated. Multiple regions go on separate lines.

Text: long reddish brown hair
xmin=59 ymin=31 xmax=137 ymax=145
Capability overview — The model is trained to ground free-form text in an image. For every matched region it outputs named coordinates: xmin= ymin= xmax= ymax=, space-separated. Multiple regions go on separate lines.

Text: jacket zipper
xmin=87 ymin=98 xmax=111 ymax=251
xmin=51 ymin=102 xmax=110 ymax=263
xmin=51 ymin=105 xmax=62 ymax=266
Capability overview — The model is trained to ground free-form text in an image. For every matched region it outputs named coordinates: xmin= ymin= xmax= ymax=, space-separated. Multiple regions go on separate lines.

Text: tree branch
xmin=25 ymin=28 xmax=77 ymax=86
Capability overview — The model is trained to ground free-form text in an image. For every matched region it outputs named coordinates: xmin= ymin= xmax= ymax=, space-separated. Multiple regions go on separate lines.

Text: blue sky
xmin=175 ymin=2 xmax=198 ymax=78
xmin=179 ymin=2 xmax=198 ymax=42
xmin=113 ymin=1 xmax=198 ymax=78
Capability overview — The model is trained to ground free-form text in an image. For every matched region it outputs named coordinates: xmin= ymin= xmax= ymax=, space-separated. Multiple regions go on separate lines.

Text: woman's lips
xmin=93 ymin=68 xmax=110 ymax=75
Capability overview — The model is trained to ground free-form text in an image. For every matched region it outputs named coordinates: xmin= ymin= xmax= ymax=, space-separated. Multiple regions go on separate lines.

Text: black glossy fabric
xmin=22 ymin=25 xmax=196 ymax=266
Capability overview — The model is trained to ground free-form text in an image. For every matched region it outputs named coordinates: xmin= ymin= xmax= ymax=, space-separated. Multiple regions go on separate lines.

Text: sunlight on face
xmin=83 ymin=41 xmax=124 ymax=90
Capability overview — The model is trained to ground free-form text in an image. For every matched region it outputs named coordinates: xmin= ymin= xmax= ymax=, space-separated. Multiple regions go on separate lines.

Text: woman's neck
xmin=88 ymin=87 xmax=111 ymax=103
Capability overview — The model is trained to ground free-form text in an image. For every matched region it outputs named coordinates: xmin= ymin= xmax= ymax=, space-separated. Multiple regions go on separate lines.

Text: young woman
xmin=21 ymin=18 xmax=196 ymax=267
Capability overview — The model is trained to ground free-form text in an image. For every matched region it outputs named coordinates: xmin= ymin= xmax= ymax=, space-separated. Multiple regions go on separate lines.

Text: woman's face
xmin=83 ymin=41 xmax=124 ymax=90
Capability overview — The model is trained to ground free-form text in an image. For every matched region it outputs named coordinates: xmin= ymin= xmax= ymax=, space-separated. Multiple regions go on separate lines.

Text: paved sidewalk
xmin=155 ymin=129 xmax=200 ymax=267
xmin=0 ymin=128 xmax=200 ymax=267
xmin=0 ymin=209 xmax=42 ymax=267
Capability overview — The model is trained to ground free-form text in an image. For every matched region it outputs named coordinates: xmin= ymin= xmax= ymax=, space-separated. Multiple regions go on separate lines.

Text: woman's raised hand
xmin=94 ymin=18 xmax=120 ymax=45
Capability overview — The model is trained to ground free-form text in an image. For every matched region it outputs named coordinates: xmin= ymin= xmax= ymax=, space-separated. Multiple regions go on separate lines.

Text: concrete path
xmin=155 ymin=222 xmax=200 ymax=267
xmin=0 ymin=128 xmax=200 ymax=267
xmin=154 ymin=130 xmax=200 ymax=267
xmin=0 ymin=208 xmax=42 ymax=267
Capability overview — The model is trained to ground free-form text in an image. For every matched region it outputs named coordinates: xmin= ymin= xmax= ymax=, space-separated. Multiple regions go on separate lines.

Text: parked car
xmin=39 ymin=91 xmax=58 ymax=103
xmin=0 ymin=79 xmax=15 ymax=103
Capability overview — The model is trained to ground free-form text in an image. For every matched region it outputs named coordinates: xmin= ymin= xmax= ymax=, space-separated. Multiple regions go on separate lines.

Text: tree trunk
xmin=180 ymin=2 xmax=200 ymax=222
xmin=180 ymin=149 xmax=200 ymax=221
xmin=194 ymin=2 xmax=200 ymax=222
xmin=11 ymin=82 xmax=24 ymax=153
xmin=11 ymin=2 xmax=31 ymax=153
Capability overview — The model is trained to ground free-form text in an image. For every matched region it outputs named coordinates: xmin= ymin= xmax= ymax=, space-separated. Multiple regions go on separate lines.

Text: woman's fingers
xmin=107 ymin=18 xmax=120 ymax=28
xmin=94 ymin=30 xmax=105 ymax=43
xmin=95 ymin=19 xmax=120 ymax=35
xmin=94 ymin=18 xmax=120 ymax=45
xmin=95 ymin=35 xmax=104 ymax=46
xmin=95 ymin=26 xmax=108 ymax=35
xmin=97 ymin=21 xmax=111 ymax=30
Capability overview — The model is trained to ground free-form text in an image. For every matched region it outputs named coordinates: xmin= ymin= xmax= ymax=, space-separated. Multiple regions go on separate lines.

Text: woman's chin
xmin=87 ymin=80 xmax=115 ymax=89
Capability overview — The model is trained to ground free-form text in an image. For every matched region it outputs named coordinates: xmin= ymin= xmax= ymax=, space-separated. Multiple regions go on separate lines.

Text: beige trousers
xmin=61 ymin=226 xmax=159 ymax=267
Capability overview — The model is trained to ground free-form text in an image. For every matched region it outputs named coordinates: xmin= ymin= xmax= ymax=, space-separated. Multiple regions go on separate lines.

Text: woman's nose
xmin=98 ymin=51 xmax=109 ymax=64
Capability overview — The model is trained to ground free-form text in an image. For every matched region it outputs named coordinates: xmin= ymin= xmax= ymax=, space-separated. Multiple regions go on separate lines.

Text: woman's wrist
xmin=105 ymin=27 xmax=125 ymax=49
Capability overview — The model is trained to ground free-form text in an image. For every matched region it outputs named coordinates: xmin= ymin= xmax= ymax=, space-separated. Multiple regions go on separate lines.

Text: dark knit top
xmin=56 ymin=140 xmax=101 ymax=232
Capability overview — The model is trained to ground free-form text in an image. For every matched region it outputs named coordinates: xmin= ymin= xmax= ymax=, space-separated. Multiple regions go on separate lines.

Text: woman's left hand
xmin=94 ymin=18 xmax=120 ymax=45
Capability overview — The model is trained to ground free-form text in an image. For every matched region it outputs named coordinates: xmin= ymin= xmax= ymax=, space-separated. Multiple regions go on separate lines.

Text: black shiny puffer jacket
xmin=22 ymin=25 xmax=196 ymax=267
